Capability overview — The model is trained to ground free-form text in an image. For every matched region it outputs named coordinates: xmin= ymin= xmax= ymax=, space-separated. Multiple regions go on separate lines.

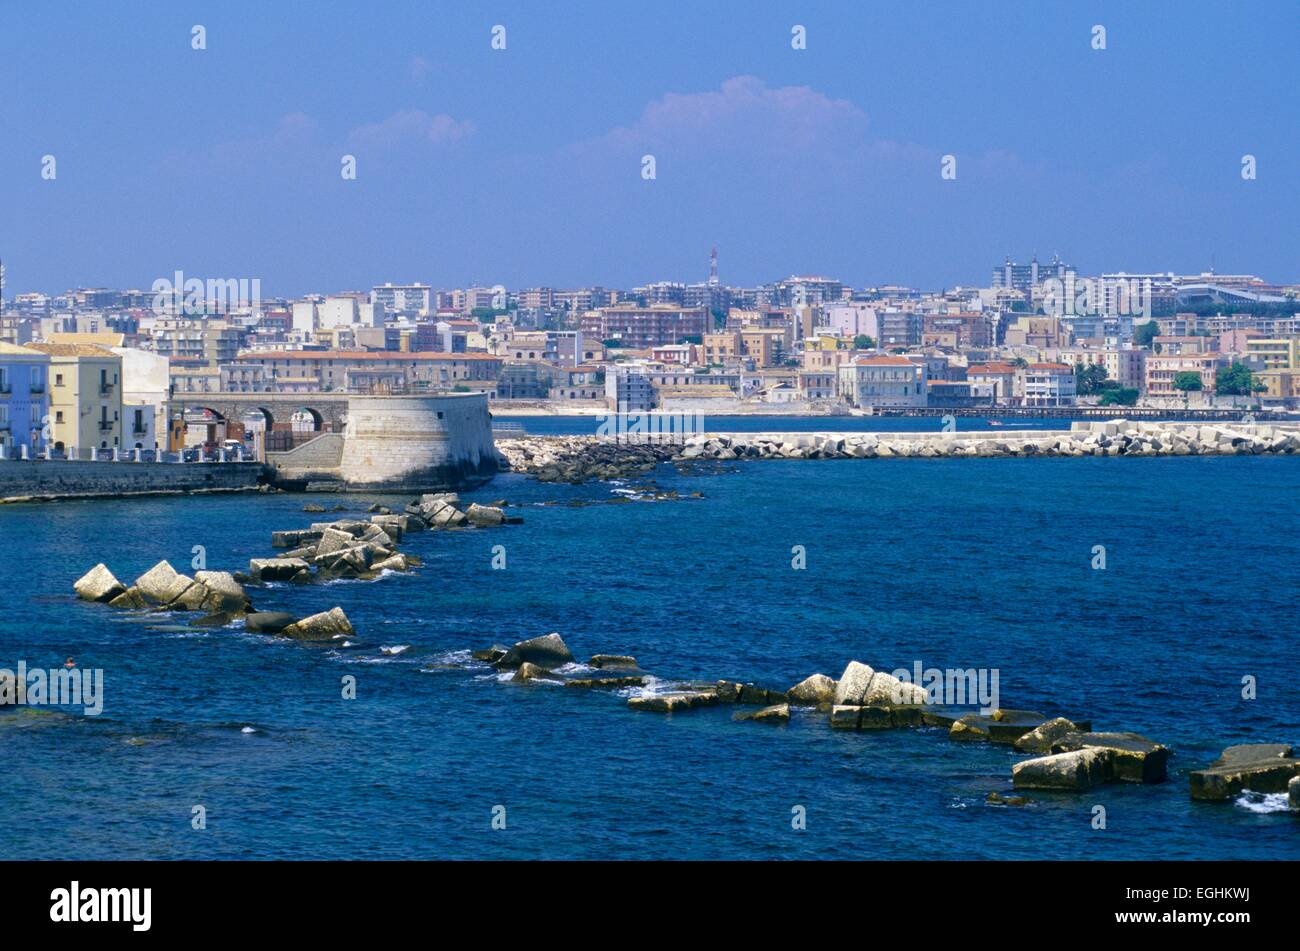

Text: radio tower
xmin=708 ymin=247 xmax=719 ymax=286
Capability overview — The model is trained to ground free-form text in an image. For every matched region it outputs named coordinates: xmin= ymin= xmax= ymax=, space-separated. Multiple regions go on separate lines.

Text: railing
xmin=29 ymin=384 xmax=45 ymax=394
xmin=98 ymin=420 xmax=114 ymax=431
xmin=99 ymin=384 xmax=114 ymax=395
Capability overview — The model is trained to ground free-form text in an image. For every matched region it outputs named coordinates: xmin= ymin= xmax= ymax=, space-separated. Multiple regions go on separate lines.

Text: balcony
xmin=0 ymin=385 xmax=10 ymax=395
xmin=99 ymin=384 xmax=115 ymax=396
xmin=29 ymin=384 xmax=45 ymax=394
xmin=98 ymin=420 xmax=114 ymax=432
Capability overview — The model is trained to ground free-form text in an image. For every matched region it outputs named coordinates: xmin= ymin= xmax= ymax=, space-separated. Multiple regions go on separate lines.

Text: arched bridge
xmin=169 ymin=392 xmax=351 ymax=435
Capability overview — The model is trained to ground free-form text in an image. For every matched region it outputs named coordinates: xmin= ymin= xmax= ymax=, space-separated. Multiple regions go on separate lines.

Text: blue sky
xmin=1 ymin=1 xmax=1295 ymax=297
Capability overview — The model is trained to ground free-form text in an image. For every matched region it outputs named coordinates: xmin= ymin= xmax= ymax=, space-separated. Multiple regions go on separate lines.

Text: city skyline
xmin=1 ymin=1 xmax=1296 ymax=296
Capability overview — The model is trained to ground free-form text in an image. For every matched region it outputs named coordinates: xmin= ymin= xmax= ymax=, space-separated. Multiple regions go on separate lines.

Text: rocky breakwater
xmin=71 ymin=493 xmax=519 ymax=645
xmin=678 ymin=421 xmax=1300 ymax=462
xmin=496 ymin=436 xmax=678 ymax=483
xmin=458 ymin=641 xmax=1299 ymax=821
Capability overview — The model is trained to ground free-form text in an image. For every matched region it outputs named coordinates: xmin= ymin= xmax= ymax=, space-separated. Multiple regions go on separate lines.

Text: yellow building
xmin=25 ymin=343 xmax=124 ymax=455
xmin=1244 ymin=336 xmax=1300 ymax=371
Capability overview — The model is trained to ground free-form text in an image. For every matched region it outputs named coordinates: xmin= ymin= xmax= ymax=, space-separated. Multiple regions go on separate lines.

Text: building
xmin=823 ymin=302 xmax=880 ymax=340
xmin=1144 ymin=353 xmax=1226 ymax=399
xmin=371 ymin=283 xmax=432 ymax=315
xmin=605 ymin=366 xmax=656 ymax=411
xmin=112 ymin=347 xmax=170 ymax=450
xmin=837 ymin=355 xmax=928 ymax=408
xmin=580 ymin=305 xmax=708 ymax=349
xmin=232 ymin=350 xmax=503 ymax=392
xmin=0 ymin=343 xmax=51 ymax=456
xmin=26 ymin=343 xmax=124 ymax=453
xmin=967 ymin=362 xmax=1019 ymax=404
xmin=991 ymin=254 xmax=1071 ymax=293
xmin=1018 ymin=363 xmax=1077 ymax=406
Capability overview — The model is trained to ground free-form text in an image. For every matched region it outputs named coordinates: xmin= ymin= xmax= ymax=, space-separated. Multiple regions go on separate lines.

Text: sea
xmin=1 ymin=415 xmax=1296 ymax=859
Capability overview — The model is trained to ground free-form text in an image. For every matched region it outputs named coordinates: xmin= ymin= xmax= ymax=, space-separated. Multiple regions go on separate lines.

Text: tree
xmin=1099 ymin=387 xmax=1139 ymax=407
xmin=1172 ymin=371 xmax=1203 ymax=406
xmin=1135 ymin=320 xmax=1160 ymax=347
xmin=1074 ymin=363 xmax=1111 ymax=396
xmin=1214 ymin=362 xmax=1257 ymax=396
xmin=1010 ymin=357 xmax=1029 ymax=368
xmin=853 ymin=334 xmax=876 ymax=350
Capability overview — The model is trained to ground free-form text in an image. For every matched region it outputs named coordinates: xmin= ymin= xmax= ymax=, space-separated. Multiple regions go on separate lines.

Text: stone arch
xmin=290 ymin=406 xmax=324 ymax=433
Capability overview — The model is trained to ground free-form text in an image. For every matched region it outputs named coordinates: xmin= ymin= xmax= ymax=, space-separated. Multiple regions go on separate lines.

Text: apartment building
xmin=580 ymin=305 xmax=708 ymax=349
xmin=26 ymin=343 xmax=124 ymax=452
xmin=0 ymin=343 xmax=51 ymax=456
xmin=1018 ymin=363 xmax=1077 ymax=406
xmin=1144 ymin=353 xmax=1226 ymax=399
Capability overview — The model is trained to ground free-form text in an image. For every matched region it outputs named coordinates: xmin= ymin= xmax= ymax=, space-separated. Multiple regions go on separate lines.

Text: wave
xmin=1234 ymin=791 xmax=1291 ymax=814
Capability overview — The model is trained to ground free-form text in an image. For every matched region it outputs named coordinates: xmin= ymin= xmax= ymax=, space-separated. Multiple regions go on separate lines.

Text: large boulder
xmin=628 ymin=691 xmax=717 ymax=713
xmin=193 ymin=571 xmax=251 ymax=613
xmin=950 ymin=714 xmax=994 ymax=740
xmin=280 ymin=607 xmax=354 ymax=641
xmin=134 ymin=560 xmax=195 ymax=605
xmin=316 ymin=527 xmax=360 ymax=557
xmin=787 ymin=673 xmax=836 ymax=705
xmin=248 ymin=557 xmax=311 ymax=582
xmin=863 ymin=671 xmax=928 ymax=707
xmin=986 ymin=710 xmax=1049 ymax=744
xmin=107 ymin=587 xmax=147 ymax=609
xmin=512 ymin=662 xmax=550 ymax=683
xmin=589 ymin=654 xmax=638 ymax=670
xmin=1050 ymin=732 xmax=1170 ymax=783
xmin=733 ymin=703 xmax=790 ymax=723
xmin=832 ymin=661 xmax=875 ymax=705
xmin=73 ymin=564 xmax=126 ymax=603
xmin=465 ymin=503 xmax=507 ymax=527
xmin=244 ymin=611 xmax=296 ymax=633
xmin=1189 ymin=744 xmax=1300 ymax=801
xmin=1290 ymin=775 xmax=1300 ymax=812
xmin=496 ymin=633 xmax=575 ymax=670
xmin=1014 ymin=717 xmax=1082 ymax=754
xmin=1012 ymin=748 xmax=1114 ymax=791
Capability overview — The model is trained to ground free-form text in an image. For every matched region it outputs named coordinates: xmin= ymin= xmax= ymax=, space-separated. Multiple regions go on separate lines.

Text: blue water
xmin=2 ymin=454 xmax=1298 ymax=859
xmin=495 ymin=414 xmax=1075 ymax=436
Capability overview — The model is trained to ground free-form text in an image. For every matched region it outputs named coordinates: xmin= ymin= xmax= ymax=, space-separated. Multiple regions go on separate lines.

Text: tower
xmin=708 ymin=247 xmax=718 ymax=287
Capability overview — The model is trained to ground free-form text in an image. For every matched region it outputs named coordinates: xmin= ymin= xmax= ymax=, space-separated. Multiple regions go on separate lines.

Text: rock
xmin=1014 ymin=717 xmax=1082 ymax=753
xmin=371 ymin=554 xmax=410 ymax=573
xmin=786 ymin=673 xmax=836 ymax=705
xmin=950 ymin=714 xmax=994 ymax=740
xmin=733 ymin=703 xmax=790 ymax=723
xmin=986 ymin=710 xmax=1050 ymax=744
xmin=248 ymin=557 xmax=311 ymax=581
xmin=832 ymin=661 xmax=875 ymax=705
xmin=134 ymin=560 xmax=195 ymax=605
xmin=170 ymin=581 xmax=213 ymax=612
xmin=1050 ymin=732 xmax=1170 ymax=783
xmin=1189 ymin=744 xmax=1300 ymax=801
xmin=244 ymin=611 xmax=296 ymax=633
xmin=107 ymin=586 xmax=147 ymax=609
xmin=193 ymin=570 xmax=251 ymax=613
xmin=280 ymin=607 xmax=354 ymax=641
xmin=627 ymin=691 xmax=717 ymax=713
xmin=589 ymin=654 xmax=638 ymax=669
xmin=496 ymin=633 xmax=575 ymax=670
xmin=921 ymin=707 xmax=968 ymax=728
xmin=863 ymin=671 xmax=928 ymax=707
xmin=829 ymin=704 xmax=905 ymax=730
xmin=74 ymin=563 xmax=126 ymax=603
xmin=316 ymin=527 xmax=360 ymax=556
xmin=190 ymin=612 xmax=236 ymax=628
xmin=565 ymin=675 xmax=647 ymax=689
xmin=987 ymin=792 xmax=1030 ymax=807
xmin=512 ymin=662 xmax=550 ymax=683
xmin=303 ymin=503 xmax=325 ymax=512
xmin=271 ymin=529 xmax=321 ymax=548
xmin=465 ymin=503 xmax=507 ymax=527
xmin=1290 ymin=775 xmax=1300 ymax=812
xmin=472 ymin=645 xmax=508 ymax=663
xmin=1012 ymin=748 xmax=1115 ymax=791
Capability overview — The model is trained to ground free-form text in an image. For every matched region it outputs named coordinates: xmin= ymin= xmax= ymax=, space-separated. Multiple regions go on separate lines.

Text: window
xmin=56 ymin=374 xmax=64 ymax=386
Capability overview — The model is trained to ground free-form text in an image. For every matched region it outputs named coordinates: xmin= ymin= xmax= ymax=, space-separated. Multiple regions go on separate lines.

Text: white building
xmin=112 ymin=347 xmax=170 ymax=450
xmin=837 ymin=356 xmax=928 ymax=408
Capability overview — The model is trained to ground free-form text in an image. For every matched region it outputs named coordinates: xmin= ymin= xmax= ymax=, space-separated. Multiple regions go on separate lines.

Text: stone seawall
xmin=0 ymin=459 xmax=267 ymax=503
xmin=335 ymin=392 xmax=500 ymax=490
xmin=682 ymin=421 xmax=1300 ymax=460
